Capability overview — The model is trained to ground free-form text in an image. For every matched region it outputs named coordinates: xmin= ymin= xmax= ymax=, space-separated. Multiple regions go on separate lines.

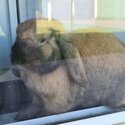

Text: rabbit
xmin=11 ymin=18 xmax=125 ymax=121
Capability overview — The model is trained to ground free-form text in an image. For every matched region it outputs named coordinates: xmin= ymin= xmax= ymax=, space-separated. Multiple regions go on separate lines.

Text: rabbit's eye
xmin=40 ymin=38 xmax=46 ymax=43
xmin=39 ymin=38 xmax=48 ymax=46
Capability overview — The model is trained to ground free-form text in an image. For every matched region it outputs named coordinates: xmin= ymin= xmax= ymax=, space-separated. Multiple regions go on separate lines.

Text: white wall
xmin=40 ymin=0 xmax=95 ymax=22
xmin=42 ymin=0 xmax=72 ymax=22
xmin=74 ymin=0 xmax=94 ymax=20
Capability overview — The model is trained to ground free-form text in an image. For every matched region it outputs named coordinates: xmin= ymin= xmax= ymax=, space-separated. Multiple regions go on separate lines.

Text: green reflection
xmin=97 ymin=0 xmax=125 ymax=20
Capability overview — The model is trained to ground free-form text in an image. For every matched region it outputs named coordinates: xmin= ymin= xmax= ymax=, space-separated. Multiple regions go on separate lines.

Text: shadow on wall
xmin=113 ymin=31 xmax=125 ymax=44
xmin=0 ymin=26 xmax=11 ymax=69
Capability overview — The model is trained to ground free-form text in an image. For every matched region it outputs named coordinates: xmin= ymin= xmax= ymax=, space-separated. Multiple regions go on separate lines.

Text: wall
xmin=113 ymin=32 xmax=125 ymax=44
xmin=41 ymin=0 xmax=94 ymax=22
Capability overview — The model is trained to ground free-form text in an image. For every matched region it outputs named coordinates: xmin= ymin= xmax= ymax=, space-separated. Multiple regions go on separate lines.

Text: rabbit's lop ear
xmin=57 ymin=39 xmax=88 ymax=87
xmin=48 ymin=28 xmax=60 ymax=40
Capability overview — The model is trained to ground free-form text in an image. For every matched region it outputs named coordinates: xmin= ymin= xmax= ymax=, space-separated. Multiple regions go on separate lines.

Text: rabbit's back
xmin=81 ymin=52 xmax=125 ymax=107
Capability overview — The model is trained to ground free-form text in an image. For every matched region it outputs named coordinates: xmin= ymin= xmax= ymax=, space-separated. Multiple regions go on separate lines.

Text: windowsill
xmin=3 ymin=106 xmax=125 ymax=125
xmin=0 ymin=69 xmax=19 ymax=83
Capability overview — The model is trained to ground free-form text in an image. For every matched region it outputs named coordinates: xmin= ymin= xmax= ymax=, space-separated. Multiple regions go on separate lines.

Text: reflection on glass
xmin=35 ymin=0 xmax=125 ymax=32
xmin=0 ymin=27 xmax=11 ymax=70
xmin=2 ymin=0 xmax=125 ymax=123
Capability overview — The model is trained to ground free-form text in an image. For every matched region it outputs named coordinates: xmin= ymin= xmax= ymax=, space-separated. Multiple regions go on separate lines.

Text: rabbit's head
xmin=11 ymin=19 xmax=64 ymax=65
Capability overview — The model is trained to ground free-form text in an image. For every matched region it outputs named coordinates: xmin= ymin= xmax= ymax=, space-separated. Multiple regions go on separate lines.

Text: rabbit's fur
xmin=11 ymin=19 xmax=125 ymax=121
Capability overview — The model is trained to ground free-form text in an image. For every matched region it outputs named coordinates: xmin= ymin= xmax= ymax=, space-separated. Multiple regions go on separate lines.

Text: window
xmin=0 ymin=0 xmax=125 ymax=125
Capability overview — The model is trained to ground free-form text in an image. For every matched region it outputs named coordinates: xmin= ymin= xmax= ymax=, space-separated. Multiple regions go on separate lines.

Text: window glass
xmin=0 ymin=0 xmax=12 ymax=70
xmin=1 ymin=0 xmax=125 ymax=124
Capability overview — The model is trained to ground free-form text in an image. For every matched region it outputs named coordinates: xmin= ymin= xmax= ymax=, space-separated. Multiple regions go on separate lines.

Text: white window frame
xmin=8 ymin=0 xmax=18 ymax=45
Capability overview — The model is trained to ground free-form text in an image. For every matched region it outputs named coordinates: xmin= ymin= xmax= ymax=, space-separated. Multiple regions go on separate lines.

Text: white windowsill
xmin=6 ymin=106 xmax=125 ymax=125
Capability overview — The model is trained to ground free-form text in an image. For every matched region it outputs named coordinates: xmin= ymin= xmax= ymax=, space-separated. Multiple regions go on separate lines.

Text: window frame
xmin=6 ymin=106 xmax=125 ymax=125
xmin=8 ymin=0 xmax=18 ymax=45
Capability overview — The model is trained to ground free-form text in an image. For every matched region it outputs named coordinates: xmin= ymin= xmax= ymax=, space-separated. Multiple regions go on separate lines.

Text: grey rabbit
xmin=11 ymin=18 xmax=125 ymax=121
